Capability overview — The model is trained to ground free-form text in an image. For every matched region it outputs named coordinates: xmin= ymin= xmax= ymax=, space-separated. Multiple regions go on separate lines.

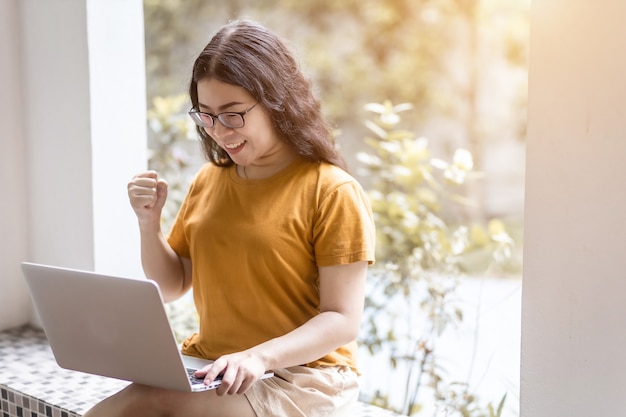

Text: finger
xmin=193 ymin=365 xmax=209 ymax=379
xmin=228 ymin=373 xmax=247 ymax=395
xmin=215 ymin=365 xmax=238 ymax=396
xmin=203 ymin=360 xmax=228 ymax=387
xmin=223 ymin=368 xmax=243 ymax=396
xmin=156 ymin=178 xmax=168 ymax=192
xmin=134 ymin=170 xmax=159 ymax=180
xmin=154 ymin=179 xmax=169 ymax=206
xmin=127 ymin=171 xmax=160 ymax=191
xmin=127 ymin=179 xmax=157 ymax=200
xmin=128 ymin=186 xmax=157 ymax=209
xmin=129 ymin=177 xmax=158 ymax=190
xmin=236 ymin=376 xmax=256 ymax=395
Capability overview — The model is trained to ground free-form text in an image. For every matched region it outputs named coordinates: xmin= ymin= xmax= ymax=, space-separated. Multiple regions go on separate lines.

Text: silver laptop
xmin=21 ymin=262 xmax=273 ymax=392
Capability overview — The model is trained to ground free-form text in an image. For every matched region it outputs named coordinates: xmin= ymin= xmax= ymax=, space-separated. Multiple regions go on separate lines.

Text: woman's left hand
xmin=194 ymin=351 xmax=267 ymax=396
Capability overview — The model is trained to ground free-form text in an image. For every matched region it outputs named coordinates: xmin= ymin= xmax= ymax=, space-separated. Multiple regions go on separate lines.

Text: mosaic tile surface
xmin=0 ymin=326 xmax=128 ymax=417
xmin=0 ymin=326 xmax=399 ymax=417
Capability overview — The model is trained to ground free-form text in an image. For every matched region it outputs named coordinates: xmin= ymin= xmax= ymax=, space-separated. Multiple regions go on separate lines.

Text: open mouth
xmin=223 ymin=140 xmax=246 ymax=151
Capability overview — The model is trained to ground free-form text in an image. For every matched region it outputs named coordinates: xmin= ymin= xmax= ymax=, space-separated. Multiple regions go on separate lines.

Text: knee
xmin=117 ymin=383 xmax=181 ymax=415
xmin=83 ymin=384 xmax=168 ymax=417
xmin=86 ymin=383 xmax=201 ymax=417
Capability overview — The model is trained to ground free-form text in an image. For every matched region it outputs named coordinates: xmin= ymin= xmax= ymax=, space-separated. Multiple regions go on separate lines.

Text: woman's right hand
xmin=127 ymin=171 xmax=168 ymax=227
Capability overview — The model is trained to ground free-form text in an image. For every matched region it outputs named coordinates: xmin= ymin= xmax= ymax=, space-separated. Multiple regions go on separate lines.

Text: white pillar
xmin=86 ymin=0 xmax=148 ymax=277
xmin=0 ymin=0 xmax=147 ymax=329
xmin=19 ymin=0 xmax=147 ymax=278
xmin=20 ymin=0 xmax=97 ymax=271
xmin=0 ymin=0 xmax=30 ymax=330
xmin=522 ymin=2 xmax=626 ymax=416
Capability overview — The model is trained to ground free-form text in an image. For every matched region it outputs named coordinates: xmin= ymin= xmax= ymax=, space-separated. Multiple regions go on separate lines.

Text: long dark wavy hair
xmin=189 ymin=20 xmax=347 ymax=171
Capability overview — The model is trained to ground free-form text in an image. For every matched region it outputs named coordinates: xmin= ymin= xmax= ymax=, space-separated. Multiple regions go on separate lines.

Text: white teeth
xmin=224 ymin=141 xmax=245 ymax=149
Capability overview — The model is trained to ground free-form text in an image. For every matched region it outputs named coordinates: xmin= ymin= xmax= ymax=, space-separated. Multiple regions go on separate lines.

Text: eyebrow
xmin=197 ymin=100 xmax=245 ymax=113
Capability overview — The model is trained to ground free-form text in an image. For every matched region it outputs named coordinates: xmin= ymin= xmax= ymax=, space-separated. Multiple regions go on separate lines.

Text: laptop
xmin=21 ymin=262 xmax=273 ymax=392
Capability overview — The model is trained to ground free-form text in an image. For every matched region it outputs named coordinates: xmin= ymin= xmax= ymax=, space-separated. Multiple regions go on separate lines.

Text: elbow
xmin=332 ymin=311 xmax=362 ymax=345
xmin=343 ymin=327 xmax=360 ymax=344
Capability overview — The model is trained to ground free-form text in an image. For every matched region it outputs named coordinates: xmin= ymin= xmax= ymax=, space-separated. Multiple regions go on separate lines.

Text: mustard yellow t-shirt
xmin=167 ymin=159 xmax=375 ymax=373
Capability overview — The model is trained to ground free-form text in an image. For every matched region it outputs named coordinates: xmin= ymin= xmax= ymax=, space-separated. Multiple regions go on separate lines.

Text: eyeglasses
xmin=188 ymin=102 xmax=258 ymax=129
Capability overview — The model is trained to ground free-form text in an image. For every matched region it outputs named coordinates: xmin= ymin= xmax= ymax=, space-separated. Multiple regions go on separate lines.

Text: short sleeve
xmin=312 ymin=180 xmax=376 ymax=267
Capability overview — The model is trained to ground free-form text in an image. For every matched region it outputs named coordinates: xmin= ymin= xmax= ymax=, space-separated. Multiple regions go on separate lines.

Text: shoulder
xmin=316 ymin=162 xmax=355 ymax=182
xmin=317 ymin=163 xmax=366 ymax=200
xmin=293 ymin=162 xmax=369 ymax=210
xmin=298 ymin=161 xmax=360 ymax=191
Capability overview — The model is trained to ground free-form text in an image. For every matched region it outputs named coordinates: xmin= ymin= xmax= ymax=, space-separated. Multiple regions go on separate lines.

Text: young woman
xmin=85 ymin=19 xmax=375 ymax=417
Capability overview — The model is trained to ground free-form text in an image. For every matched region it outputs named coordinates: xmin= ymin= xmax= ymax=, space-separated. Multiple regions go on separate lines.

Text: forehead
xmin=196 ymin=78 xmax=253 ymax=111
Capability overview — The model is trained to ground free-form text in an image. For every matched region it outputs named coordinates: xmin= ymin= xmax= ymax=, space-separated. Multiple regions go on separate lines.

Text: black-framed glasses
xmin=188 ymin=102 xmax=258 ymax=129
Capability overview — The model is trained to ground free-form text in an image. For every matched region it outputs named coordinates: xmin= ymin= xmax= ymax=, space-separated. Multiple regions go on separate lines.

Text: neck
xmin=239 ymin=154 xmax=299 ymax=180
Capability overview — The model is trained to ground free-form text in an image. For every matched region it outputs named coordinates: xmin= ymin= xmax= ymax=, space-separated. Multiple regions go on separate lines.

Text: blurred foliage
xmin=146 ymin=94 xmax=203 ymax=232
xmin=358 ymin=101 xmax=514 ymax=415
xmin=164 ymin=294 xmax=199 ymax=344
xmin=358 ymin=100 xmax=514 ymax=278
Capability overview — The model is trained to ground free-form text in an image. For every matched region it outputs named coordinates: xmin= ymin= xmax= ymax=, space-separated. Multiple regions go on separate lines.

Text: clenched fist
xmin=127 ymin=171 xmax=168 ymax=227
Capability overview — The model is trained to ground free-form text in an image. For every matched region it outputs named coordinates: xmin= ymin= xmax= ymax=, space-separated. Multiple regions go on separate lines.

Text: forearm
xmin=139 ymin=224 xmax=189 ymax=302
xmin=250 ymin=309 xmax=361 ymax=371
xmin=127 ymin=171 xmax=188 ymax=301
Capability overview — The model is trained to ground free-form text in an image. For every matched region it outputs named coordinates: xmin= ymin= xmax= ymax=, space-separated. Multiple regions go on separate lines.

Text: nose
xmin=207 ymin=121 xmax=233 ymax=141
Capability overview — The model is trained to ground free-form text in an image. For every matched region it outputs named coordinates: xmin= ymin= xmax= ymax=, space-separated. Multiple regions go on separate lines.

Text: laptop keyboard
xmin=186 ymin=368 xmax=224 ymax=385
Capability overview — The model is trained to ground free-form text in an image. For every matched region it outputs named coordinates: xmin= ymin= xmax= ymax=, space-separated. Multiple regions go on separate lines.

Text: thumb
xmin=154 ymin=178 xmax=169 ymax=209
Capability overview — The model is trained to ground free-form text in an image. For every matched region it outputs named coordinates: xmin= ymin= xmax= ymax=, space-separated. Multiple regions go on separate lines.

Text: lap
xmin=83 ymin=383 xmax=255 ymax=417
xmin=83 ymin=365 xmax=359 ymax=417
xmin=246 ymin=366 xmax=360 ymax=417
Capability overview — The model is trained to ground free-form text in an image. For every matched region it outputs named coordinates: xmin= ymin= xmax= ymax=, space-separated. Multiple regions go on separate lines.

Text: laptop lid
xmin=21 ymin=262 xmax=206 ymax=392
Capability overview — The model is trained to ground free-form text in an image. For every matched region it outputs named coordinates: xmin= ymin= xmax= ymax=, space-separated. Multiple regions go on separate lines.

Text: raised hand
xmin=127 ymin=171 xmax=168 ymax=227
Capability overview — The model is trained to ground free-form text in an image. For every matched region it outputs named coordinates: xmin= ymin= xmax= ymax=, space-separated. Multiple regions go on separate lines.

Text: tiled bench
xmin=0 ymin=326 xmax=400 ymax=417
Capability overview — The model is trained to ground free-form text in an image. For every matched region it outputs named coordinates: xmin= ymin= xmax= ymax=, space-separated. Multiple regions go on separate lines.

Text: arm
xmin=198 ymin=260 xmax=368 ymax=395
xmin=127 ymin=171 xmax=192 ymax=302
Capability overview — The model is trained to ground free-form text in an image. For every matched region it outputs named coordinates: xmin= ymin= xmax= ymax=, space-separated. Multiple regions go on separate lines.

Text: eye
xmin=199 ymin=113 xmax=214 ymax=123
xmin=221 ymin=113 xmax=242 ymax=124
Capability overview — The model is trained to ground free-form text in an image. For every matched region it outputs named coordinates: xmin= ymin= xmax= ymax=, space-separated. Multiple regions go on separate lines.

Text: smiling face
xmin=196 ymin=78 xmax=296 ymax=177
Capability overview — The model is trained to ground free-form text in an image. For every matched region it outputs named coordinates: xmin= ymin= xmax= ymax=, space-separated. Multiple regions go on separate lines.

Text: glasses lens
xmin=218 ymin=113 xmax=245 ymax=129
xmin=189 ymin=111 xmax=214 ymax=128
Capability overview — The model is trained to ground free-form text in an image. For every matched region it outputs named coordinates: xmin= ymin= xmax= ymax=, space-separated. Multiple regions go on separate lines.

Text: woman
xmin=85 ymin=19 xmax=375 ymax=417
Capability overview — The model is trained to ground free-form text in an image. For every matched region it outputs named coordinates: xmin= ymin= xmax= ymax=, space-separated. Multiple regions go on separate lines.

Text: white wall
xmin=522 ymin=2 xmax=626 ymax=416
xmin=20 ymin=0 xmax=96 ymax=271
xmin=86 ymin=0 xmax=149 ymax=276
xmin=0 ymin=0 xmax=30 ymax=329
xmin=0 ymin=0 xmax=147 ymax=330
